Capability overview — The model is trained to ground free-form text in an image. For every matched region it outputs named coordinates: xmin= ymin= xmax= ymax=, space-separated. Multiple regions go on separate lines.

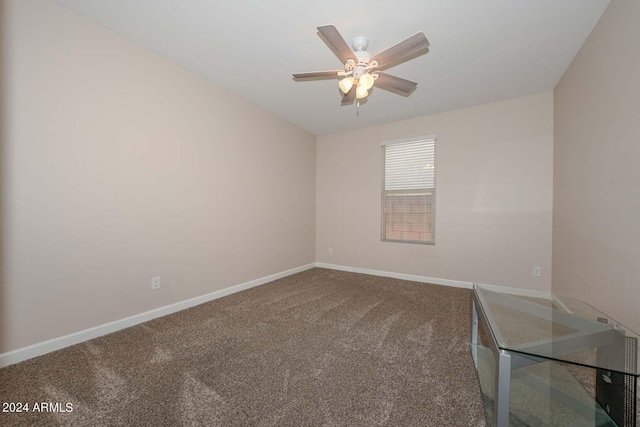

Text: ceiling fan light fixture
xmin=339 ymin=77 xmax=354 ymax=94
xmin=359 ymin=73 xmax=375 ymax=90
xmin=356 ymin=85 xmax=369 ymax=99
xmin=294 ymin=25 xmax=429 ymax=106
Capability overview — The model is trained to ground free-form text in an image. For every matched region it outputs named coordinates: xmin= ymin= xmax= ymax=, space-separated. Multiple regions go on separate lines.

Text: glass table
xmin=471 ymin=284 xmax=638 ymax=427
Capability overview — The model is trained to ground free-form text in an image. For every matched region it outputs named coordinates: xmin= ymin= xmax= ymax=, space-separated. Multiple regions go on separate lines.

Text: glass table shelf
xmin=471 ymin=284 xmax=638 ymax=427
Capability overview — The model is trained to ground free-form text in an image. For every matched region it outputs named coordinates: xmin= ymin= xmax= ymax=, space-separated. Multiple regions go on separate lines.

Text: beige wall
xmin=317 ymin=92 xmax=554 ymax=291
xmin=0 ymin=0 xmax=316 ymax=353
xmin=553 ymin=0 xmax=640 ymax=333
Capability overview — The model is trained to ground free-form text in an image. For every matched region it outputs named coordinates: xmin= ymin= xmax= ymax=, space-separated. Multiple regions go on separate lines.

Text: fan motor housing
xmin=352 ymin=36 xmax=372 ymax=62
xmin=352 ymin=36 xmax=369 ymax=52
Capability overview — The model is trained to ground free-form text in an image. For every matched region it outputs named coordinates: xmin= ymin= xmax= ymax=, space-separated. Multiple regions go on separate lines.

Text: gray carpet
xmin=0 ymin=268 xmax=486 ymax=426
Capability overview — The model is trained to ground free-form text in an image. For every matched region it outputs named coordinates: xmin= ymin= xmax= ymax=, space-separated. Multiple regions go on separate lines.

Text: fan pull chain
xmin=356 ymin=100 xmax=360 ymax=116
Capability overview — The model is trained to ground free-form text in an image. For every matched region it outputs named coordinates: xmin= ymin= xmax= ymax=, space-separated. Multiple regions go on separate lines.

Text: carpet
xmin=0 ymin=268 xmax=486 ymax=426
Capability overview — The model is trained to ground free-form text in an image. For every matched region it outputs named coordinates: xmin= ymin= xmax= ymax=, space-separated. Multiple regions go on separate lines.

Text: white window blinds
xmin=384 ymin=140 xmax=435 ymax=191
xmin=381 ymin=137 xmax=436 ymax=244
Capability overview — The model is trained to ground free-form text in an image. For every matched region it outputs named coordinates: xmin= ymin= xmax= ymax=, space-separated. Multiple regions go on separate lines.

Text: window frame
xmin=380 ymin=135 xmax=437 ymax=245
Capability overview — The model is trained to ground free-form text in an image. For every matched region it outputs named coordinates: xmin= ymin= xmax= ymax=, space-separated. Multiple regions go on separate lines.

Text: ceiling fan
xmin=293 ymin=25 xmax=430 ymax=106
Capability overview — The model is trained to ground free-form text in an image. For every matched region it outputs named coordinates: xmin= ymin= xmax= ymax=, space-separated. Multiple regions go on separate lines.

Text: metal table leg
xmin=496 ymin=350 xmax=512 ymax=427
xmin=471 ymin=300 xmax=478 ymax=368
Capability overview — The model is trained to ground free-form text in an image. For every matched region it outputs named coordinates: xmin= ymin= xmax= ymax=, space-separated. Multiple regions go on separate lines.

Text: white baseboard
xmin=315 ymin=262 xmax=549 ymax=299
xmin=315 ymin=262 xmax=473 ymax=289
xmin=0 ymin=263 xmax=315 ymax=368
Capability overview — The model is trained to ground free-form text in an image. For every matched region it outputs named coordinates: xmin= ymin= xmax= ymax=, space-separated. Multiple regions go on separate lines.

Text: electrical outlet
xmin=532 ymin=267 xmax=541 ymax=277
xmin=328 ymin=247 xmax=333 ymax=255
xmin=151 ymin=277 xmax=161 ymax=290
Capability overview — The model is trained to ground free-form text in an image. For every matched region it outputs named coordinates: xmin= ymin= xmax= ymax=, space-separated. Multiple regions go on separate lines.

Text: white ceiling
xmin=56 ymin=0 xmax=609 ymax=136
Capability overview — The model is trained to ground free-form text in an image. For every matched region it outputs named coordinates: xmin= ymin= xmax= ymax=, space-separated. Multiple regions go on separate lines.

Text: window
xmin=381 ymin=137 xmax=436 ymax=244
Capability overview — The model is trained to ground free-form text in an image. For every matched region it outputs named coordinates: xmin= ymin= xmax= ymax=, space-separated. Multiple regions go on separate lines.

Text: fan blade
xmin=341 ymin=86 xmax=355 ymax=106
xmin=317 ymin=25 xmax=356 ymax=64
xmin=374 ymin=72 xmax=417 ymax=96
xmin=371 ymin=32 xmax=429 ymax=70
xmin=293 ymin=71 xmax=341 ymax=81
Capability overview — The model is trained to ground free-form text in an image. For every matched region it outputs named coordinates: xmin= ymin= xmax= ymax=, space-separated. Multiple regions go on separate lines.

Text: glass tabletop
xmin=474 ymin=284 xmax=639 ymax=376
